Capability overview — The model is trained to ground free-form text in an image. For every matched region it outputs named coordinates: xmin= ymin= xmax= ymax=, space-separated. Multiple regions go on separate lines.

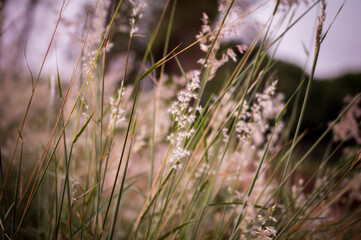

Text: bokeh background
xmin=0 ymin=0 xmax=360 ymax=160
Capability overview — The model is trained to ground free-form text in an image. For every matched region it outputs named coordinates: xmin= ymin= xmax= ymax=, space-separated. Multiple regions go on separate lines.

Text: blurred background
xmin=0 ymin=0 xmax=360 ymax=158
xmin=1 ymin=0 xmax=361 ymax=78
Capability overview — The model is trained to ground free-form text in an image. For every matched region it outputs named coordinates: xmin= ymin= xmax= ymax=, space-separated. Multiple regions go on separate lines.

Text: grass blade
xmin=72 ymin=113 xmax=94 ymax=144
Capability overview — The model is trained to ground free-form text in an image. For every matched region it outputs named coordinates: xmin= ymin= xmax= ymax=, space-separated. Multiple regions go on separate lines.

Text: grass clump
xmin=1 ymin=0 xmax=360 ymax=239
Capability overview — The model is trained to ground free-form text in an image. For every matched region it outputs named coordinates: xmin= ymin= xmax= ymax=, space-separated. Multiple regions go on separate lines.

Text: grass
xmin=1 ymin=0 xmax=361 ymax=239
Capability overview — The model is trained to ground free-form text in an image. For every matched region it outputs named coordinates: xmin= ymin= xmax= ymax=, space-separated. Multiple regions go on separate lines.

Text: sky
xmin=271 ymin=0 xmax=361 ymax=78
xmin=1 ymin=0 xmax=361 ymax=80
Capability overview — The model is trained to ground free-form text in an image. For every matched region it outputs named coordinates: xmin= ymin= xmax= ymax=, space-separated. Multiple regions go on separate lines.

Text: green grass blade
xmin=158 ymin=221 xmax=195 ymax=240
xmin=11 ymin=143 xmax=23 ymax=238
xmin=72 ymin=113 xmax=94 ymax=144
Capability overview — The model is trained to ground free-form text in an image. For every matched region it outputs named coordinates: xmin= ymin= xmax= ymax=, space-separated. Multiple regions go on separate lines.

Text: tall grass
xmin=1 ymin=0 xmax=361 ymax=239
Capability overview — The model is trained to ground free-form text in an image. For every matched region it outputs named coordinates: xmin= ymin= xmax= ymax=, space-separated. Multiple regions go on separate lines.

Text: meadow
xmin=1 ymin=0 xmax=361 ymax=239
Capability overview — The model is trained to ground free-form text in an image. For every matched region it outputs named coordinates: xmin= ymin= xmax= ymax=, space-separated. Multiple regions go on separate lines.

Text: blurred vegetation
xmin=0 ymin=1 xmax=360 ymax=239
xmin=276 ymin=61 xmax=361 ymax=127
xmin=1 ymin=0 xmax=360 ymax=158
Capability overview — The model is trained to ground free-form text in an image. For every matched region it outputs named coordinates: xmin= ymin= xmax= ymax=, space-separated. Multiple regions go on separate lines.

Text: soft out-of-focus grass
xmin=1 ymin=0 xmax=361 ymax=239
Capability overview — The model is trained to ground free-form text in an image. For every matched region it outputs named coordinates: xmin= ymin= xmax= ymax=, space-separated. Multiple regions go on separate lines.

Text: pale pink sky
xmin=270 ymin=0 xmax=361 ymax=78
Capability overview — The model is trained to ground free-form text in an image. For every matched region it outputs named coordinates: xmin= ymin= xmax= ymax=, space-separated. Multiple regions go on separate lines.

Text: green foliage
xmin=1 ymin=1 xmax=360 ymax=239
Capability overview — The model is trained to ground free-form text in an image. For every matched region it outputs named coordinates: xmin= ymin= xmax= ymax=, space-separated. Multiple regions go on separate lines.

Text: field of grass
xmin=1 ymin=0 xmax=361 ymax=239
